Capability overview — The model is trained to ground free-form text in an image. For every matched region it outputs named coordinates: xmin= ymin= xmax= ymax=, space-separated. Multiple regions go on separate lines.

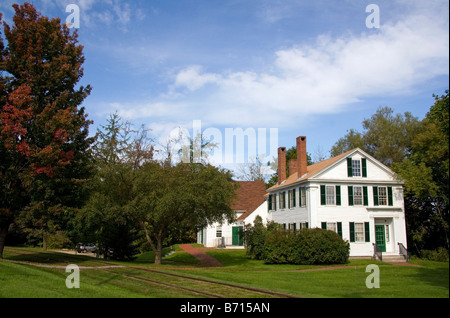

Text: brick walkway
xmin=178 ymin=244 xmax=223 ymax=267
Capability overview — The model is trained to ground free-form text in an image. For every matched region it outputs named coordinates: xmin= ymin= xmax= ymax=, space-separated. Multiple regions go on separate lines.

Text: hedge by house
xmin=245 ymin=218 xmax=350 ymax=265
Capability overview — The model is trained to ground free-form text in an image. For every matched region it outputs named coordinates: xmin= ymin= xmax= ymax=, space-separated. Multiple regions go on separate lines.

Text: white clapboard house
xmin=198 ymin=181 xmax=268 ymax=248
xmin=266 ymin=136 xmax=408 ymax=261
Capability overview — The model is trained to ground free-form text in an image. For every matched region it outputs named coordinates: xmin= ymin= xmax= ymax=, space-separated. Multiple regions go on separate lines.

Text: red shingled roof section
xmin=231 ymin=181 xmax=267 ymax=221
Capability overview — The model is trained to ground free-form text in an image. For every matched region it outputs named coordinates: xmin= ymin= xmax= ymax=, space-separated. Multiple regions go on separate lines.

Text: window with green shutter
xmin=373 ymin=186 xmax=392 ymax=206
xmin=288 ymin=189 xmax=296 ymax=208
xmin=321 ymin=222 xmax=327 ymax=229
xmin=321 ymin=185 xmax=340 ymax=205
xmin=270 ymin=194 xmax=277 ymax=211
xmin=348 ymin=157 xmax=368 ymax=178
xmin=350 ymin=222 xmax=369 ymax=242
xmin=279 ymin=192 xmax=286 ymax=209
xmin=299 ymin=187 xmax=307 ymax=207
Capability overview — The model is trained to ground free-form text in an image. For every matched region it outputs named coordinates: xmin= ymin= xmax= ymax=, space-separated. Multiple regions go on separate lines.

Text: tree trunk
xmin=154 ymin=236 xmax=163 ymax=265
xmin=0 ymin=223 xmax=10 ymax=259
xmin=43 ymin=231 xmax=47 ymax=251
xmin=139 ymin=221 xmax=163 ymax=265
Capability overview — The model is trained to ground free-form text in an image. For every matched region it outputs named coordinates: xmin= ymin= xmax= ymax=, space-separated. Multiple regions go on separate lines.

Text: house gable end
xmin=311 ymin=148 xmax=398 ymax=183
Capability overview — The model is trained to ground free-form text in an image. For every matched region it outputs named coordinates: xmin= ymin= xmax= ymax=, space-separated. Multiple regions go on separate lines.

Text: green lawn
xmin=0 ymin=246 xmax=448 ymax=298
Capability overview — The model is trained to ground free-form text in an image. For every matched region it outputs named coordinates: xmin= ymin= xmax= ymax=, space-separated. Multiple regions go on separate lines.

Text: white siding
xmin=268 ymin=149 xmax=408 ymax=257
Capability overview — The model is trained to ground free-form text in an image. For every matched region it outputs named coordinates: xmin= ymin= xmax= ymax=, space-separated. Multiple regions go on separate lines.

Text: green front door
xmin=232 ymin=226 xmax=244 ymax=246
xmin=375 ymin=225 xmax=386 ymax=252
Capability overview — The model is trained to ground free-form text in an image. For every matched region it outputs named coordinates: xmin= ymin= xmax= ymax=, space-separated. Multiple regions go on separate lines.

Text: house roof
xmin=267 ymin=149 xmax=354 ymax=192
xmin=231 ymin=181 xmax=267 ymax=221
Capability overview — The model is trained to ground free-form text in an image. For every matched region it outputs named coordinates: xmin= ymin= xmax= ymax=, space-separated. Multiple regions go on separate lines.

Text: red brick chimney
xmin=289 ymin=159 xmax=298 ymax=176
xmin=278 ymin=147 xmax=286 ymax=184
xmin=296 ymin=136 xmax=307 ymax=177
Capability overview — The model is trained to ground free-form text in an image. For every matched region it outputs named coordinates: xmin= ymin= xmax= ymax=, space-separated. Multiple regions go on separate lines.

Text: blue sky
xmin=1 ymin=0 xmax=449 ymax=176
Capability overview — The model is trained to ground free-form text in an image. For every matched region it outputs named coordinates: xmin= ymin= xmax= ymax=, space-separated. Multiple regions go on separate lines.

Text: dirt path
xmin=178 ymin=244 xmax=223 ymax=267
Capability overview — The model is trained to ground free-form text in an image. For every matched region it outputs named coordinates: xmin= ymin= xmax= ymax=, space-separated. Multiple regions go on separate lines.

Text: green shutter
xmin=337 ymin=222 xmax=342 ymax=237
xmin=274 ymin=195 xmax=277 ymax=211
xmin=293 ymin=189 xmax=296 ymax=207
xmin=305 ymin=222 xmax=309 ymax=229
xmin=365 ymin=222 xmax=370 ymax=242
xmin=298 ymin=188 xmax=302 ymax=207
xmin=362 ymin=158 xmax=367 ymax=177
xmin=268 ymin=194 xmax=272 ymax=211
xmin=349 ymin=222 xmax=355 ymax=242
xmin=320 ymin=185 xmax=326 ymax=205
xmin=363 ymin=186 xmax=368 ymax=206
xmin=373 ymin=186 xmax=379 ymax=206
xmin=348 ymin=186 xmax=354 ymax=206
xmin=293 ymin=223 xmax=297 ymax=231
xmin=347 ymin=158 xmax=353 ymax=177
xmin=321 ymin=222 xmax=327 ymax=230
xmin=336 ymin=185 xmax=341 ymax=206
xmin=388 ymin=187 xmax=393 ymax=206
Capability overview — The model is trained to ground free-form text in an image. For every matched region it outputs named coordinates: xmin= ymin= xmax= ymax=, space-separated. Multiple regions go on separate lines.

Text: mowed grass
xmin=0 ymin=246 xmax=448 ymax=298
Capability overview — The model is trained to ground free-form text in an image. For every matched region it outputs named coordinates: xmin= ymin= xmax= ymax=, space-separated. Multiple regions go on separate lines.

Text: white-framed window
xmin=352 ymin=160 xmax=361 ymax=177
xmin=268 ymin=194 xmax=277 ymax=211
xmin=279 ymin=192 xmax=286 ymax=209
xmin=299 ymin=222 xmax=309 ymax=230
xmin=288 ymin=189 xmax=296 ymax=209
xmin=353 ymin=186 xmax=363 ymax=206
xmin=216 ymin=226 xmax=222 ymax=238
xmin=327 ymin=222 xmax=337 ymax=233
xmin=299 ymin=187 xmax=307 ymax=207
xmin=354 ymin=222 xmax=365 ymax=242
xmin=326 ymin=186 xmax=335 ymax=205
xmin=378 ymin=187 xmax=388 ymax=206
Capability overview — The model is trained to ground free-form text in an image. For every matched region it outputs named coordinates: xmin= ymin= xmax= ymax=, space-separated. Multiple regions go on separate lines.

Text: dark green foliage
xmin=419 ymin=248 xmax=449 ymax=262
xmin=244 ymin=216 xmax=280 ymax=260
xmin=245 ymin=220 xmax=350 ymax=265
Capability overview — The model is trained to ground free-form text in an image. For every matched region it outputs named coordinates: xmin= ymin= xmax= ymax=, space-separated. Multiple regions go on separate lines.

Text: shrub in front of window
xmin=244 ymin=216 xmax=281 ymax=260
xmin=262 ymin=228 xmax=350 ymax=265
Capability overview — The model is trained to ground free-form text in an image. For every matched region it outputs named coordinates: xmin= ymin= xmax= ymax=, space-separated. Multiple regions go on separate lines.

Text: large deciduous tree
xmin=131 ymin=162 xmax=238 ymax=264
xmin=330 ymin=107 xmax=421 ymax=166
xmin=393 ymin=91 xmax=449 ymax=254
xmin=0 ymin=3 xmax=94 ymax=257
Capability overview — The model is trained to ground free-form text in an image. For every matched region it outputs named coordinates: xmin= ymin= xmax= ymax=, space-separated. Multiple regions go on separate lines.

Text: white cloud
xmin=174 ymin=65 xmax=220 ymax=91
xmin=165 ymin=5 xmax=448 ymax=127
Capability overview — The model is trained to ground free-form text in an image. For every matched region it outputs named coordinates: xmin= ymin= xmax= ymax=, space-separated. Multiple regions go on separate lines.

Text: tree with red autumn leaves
xmin=0 ymin=3 xmax=95 ymax=257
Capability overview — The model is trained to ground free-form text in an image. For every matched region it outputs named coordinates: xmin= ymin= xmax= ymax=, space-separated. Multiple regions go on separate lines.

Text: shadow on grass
xmin=3 ymin=247 xmax=108 ymax=266
xmin=409 ymin=260 xmax=449 ymax=291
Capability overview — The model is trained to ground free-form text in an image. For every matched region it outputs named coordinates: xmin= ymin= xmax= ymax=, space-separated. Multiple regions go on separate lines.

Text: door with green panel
xmin=232 ymin=226 xmax=244 ymax=246
xmin=375 ymin=225 xmax=386 ymax=252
